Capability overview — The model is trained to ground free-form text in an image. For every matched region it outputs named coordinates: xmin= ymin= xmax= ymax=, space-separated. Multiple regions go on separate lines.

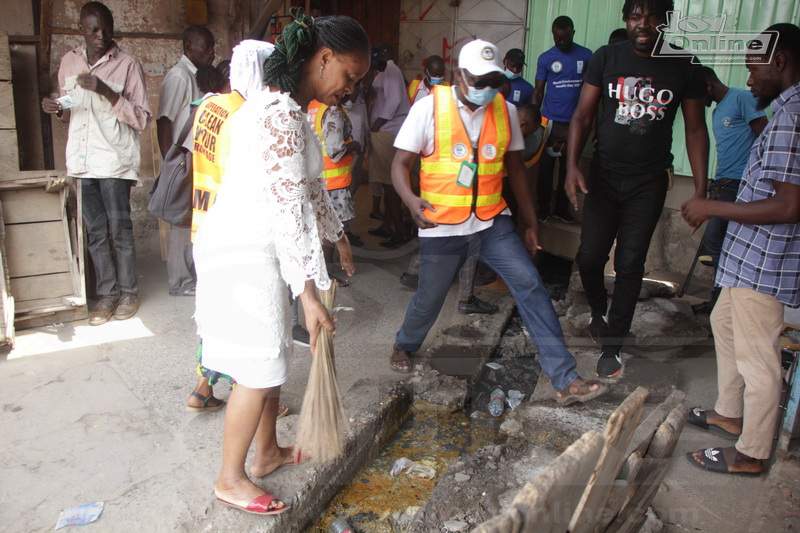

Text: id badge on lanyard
xmin=456 ymin=144 xmax=478 ymax=188
xmin=456 ymin=161 xmax=477 ymax=188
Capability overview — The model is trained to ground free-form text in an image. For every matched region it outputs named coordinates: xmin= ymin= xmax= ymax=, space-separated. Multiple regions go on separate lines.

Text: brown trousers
xmin=712 ymin=287 xmax=784 ymax=459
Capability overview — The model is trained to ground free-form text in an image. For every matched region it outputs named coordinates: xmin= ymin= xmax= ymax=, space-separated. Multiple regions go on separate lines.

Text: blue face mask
xmin=466 ymin=85 xmax=499 ymax=106
xmin=504 ymin=68 xmax=520 ymax=79
xmin=429 ymin=76 xmax=444 ymax=85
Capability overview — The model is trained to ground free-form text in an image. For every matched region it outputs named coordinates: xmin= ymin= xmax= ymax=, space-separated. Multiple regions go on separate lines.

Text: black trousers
xmin=575 ymin=165 xmax=669 ymax=350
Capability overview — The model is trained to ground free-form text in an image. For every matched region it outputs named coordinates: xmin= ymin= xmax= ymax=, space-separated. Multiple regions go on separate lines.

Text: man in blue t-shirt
xmin=533 ymin=15 xmax=593 ymax=223
xmin=691 ymin=67 xmax=767 ymax=315
xmin=503 ymin=48 xmax=534 ymax=106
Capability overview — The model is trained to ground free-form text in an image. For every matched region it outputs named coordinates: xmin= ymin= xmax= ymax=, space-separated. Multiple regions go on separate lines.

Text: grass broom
xmin=294 ymin=282 xmax=349 ymax=463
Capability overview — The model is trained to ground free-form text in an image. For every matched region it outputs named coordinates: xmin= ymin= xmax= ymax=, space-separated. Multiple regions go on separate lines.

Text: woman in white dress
xmin=193 ymin=10 xmax=370 ymax=515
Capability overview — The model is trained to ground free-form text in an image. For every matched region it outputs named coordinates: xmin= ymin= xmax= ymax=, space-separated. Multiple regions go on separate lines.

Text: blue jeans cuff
xmin=551 ymin=370 xmax=580 ymax=394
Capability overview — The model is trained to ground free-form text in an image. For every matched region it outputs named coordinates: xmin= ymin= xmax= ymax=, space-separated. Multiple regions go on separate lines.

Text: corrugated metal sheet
xmin=398 ymin=0 xmax=527 ymax=84
xmin=524 ymin=0 xmax=800 ymax=176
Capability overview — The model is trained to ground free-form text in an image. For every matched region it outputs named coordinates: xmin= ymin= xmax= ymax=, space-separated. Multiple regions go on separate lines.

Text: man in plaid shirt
xmin=681 ymin=23 xmax=800 ymax=476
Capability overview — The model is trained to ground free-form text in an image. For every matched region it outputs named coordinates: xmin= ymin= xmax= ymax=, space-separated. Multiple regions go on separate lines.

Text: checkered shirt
xmin=717 ymin=83 xmax=800 ymax=308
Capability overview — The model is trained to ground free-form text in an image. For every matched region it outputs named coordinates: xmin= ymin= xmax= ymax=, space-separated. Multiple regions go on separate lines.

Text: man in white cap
xmin=387 ymin=39 xmax=606 ymax=405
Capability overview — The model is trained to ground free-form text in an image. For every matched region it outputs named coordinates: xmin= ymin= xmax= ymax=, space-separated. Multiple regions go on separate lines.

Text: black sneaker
xmin=596 ymin=348 xmax=622 ymax=377
xmin=588 ymin=316 xmax=608 ymax=344
xmin=399 ymin=272 xmax=419 ymax=290
xmin=292 ymin=324 xmax=310 ymax=347
xmin=458 ymin=296 xmax=499 ymax=315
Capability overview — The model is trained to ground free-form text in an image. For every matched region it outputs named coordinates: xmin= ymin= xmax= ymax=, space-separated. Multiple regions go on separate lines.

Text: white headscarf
xmin=229 ymin=40 xmax=275 ymax=99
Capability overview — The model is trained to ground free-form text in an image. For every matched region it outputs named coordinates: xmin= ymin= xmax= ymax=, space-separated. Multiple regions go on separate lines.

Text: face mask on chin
xmin=504 ymin=68 xmax=520 ymax=79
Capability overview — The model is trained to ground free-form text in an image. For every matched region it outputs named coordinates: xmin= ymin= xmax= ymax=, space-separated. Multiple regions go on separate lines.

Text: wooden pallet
xmin=473 ymin=388 xmax=688 ymax=533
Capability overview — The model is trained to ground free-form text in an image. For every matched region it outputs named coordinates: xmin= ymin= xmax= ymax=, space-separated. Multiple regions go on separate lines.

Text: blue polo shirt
xmin=535 ymin=43 xmax=593 ymax=122
xmin=712 ymin=87 xmax=766 ymax=180
xmin=507 ymin=77 xmax=534 ymax=107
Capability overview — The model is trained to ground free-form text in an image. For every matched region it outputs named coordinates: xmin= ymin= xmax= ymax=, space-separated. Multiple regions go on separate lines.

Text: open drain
xmin=315 ymin=314 xmax=541 ymax=532
xmin=313 ymin=407 xmax=501 ymax=532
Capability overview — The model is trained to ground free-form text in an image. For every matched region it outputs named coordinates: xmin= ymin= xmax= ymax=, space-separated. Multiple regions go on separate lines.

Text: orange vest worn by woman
xmin=191 ymin=90 xmax=246 ymax=241
xmin=307 ymin=100 xmax=353 ymax=191
xmin=419 ymin=85 xmax=511 ymax=224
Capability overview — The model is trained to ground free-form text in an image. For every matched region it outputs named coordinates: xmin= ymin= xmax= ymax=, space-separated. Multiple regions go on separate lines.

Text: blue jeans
xmin=80 ymin=178 xmax=138 ymax=298
xmin=701 ymin=178 xmax=739 ymax=269
xmin=395 ymin=216 xmax=578 ymax=392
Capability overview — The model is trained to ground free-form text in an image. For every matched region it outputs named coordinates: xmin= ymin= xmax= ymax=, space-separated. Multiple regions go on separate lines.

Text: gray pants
xmin=168 ymin=224 xmax=196 ymax=294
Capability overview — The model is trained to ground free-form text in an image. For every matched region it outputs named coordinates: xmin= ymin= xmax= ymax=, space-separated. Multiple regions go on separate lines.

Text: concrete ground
xmin=2 ymin=188 xmax=799 ymax=532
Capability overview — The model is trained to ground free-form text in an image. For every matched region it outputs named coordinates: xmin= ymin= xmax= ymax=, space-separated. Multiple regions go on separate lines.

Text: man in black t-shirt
xmin=565 ymin=0 xmax=709 ymax=378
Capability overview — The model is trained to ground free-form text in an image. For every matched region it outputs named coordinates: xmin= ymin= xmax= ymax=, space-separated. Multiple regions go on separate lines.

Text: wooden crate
xmin=0 ymin=201 xmax=14 ymax=347
xmin=0 ymin=172 xmax=87 ymax=326
xmin=0 ymin=82 xmax=15 ymax=130
xmin=0 ymin=129 xmax=19 ymax=175
xmin=0 ymin=30 xmax=10 ymax=82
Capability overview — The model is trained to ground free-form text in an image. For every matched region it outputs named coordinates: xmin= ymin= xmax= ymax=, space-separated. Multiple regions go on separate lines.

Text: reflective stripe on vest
xmin=408 ymin=79 xmax=422 ymax=103
xmin=191 ymin=90 xmax=245 ymax=241
xmin=409 ymin=79 xmax=451 ymax=104
xmin=419 ymin=85 xmax=510 ymax=224
xmin=308 ymin=100 xmax=353 ymax=190
xmin=523 ymin=117 xmax=548 ymax=169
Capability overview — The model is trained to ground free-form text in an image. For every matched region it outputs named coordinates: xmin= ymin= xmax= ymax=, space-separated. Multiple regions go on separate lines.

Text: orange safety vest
xmin=408 ymin=78 xmax=450 ymax=104
xmin=307 ymin=100 xmax=353 ymax=191
xmin=525 ymin=117 xmax=548 ymax=168
xmin=191 ymin=90 xmax=245 ymax=241
xmin=419 ymin=85 xmax=510 ymax=224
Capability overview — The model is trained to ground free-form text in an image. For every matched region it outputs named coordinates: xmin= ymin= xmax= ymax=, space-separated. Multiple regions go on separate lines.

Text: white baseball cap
xmin=458 ymin=39 xmax=503 ymax=76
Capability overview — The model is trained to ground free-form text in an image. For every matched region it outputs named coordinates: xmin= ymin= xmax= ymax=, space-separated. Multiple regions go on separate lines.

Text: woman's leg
xmin=250 ymin=385 xmax=296 ymax=477
xmin=215 ymin=384 xmax=284 ymax=510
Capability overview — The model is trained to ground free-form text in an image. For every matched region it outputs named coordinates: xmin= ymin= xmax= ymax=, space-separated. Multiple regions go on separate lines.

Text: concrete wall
xmin=46 ymin=0 xmax=245 ymax=255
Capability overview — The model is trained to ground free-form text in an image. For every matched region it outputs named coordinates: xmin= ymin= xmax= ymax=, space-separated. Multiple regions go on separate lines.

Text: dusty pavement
xmin=2 ymin=198 xmax=800 ymax=531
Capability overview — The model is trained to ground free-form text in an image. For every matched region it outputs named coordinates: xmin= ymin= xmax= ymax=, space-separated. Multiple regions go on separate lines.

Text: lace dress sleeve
xmin=257 ymin=98 xmax=341 ymax=296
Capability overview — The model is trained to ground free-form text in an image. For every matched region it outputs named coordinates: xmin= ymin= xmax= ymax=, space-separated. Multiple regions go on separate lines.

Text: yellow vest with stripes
xmin=419 ymin=85 xmax=510 ymax=224
xmin=191 ymin=91 xmax=245 ymax=241
xmin=307 ymin=100 xmax=353 ymax=191
xmin=408 ymin=79 xmax=450 ymax=104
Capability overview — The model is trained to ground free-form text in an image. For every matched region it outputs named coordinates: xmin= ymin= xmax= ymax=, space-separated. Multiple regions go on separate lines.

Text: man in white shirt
xmin=157 ymin=25 xmax=215 ymax=297
xmin=367 ymin=44 xmax=412 ymax=247
xmin=408 ymin=54 xmax=447 ymax=105
xmin=388 ymin=39 xmax=606 ymax=405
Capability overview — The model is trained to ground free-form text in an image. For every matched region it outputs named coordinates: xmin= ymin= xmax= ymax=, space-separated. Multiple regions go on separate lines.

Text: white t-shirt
xmin=411 ymin=81 xmax=432 ymax=104
xmin=394 ymin=86 xmax=524 ymax=237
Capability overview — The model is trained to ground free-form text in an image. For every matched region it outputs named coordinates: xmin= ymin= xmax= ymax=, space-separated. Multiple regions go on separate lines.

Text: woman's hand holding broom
xmin=299 ymin=280 xmax=337 ymax=355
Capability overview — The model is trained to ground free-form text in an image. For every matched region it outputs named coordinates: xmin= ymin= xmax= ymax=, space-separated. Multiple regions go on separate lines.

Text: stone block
xmin=599 ymin=359 xmax=679 ymax=405
xmin=627 ymin=299 xmax=708 ymax=353
xmin=411 ymin=370 xmax=469 ymax=413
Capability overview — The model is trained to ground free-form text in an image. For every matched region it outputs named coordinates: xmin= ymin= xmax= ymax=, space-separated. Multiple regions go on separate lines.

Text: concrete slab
xmin=0 ymin=239 xmax=426 ymax=532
